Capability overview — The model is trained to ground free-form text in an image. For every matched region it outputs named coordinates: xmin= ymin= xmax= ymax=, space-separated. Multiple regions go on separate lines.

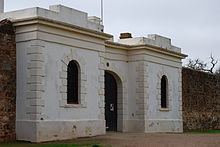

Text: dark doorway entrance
xmin=105 ymin=71 xmax=117 ymax=131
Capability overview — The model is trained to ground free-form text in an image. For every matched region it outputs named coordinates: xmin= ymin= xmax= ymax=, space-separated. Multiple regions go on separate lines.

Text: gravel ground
xmin=73 ymin=132 xmax=220 ymax=147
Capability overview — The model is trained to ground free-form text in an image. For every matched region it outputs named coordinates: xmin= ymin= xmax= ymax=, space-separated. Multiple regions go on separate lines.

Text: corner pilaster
xmin=136 ymin=62 xmax=149 ymax=120
xmin=26 ymin=45 xmax=45 ymax=120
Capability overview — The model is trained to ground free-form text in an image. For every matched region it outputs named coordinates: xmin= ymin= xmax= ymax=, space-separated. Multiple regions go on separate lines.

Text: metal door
xmin=105 ymin=72 xmax=117 ymax=131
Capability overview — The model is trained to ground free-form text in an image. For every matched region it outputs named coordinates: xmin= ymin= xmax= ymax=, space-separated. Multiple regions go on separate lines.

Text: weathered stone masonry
xmin=182 ymin=67 xmax=220 ymax=131
xmin=0 ymin=19 xmax=16 ymax=141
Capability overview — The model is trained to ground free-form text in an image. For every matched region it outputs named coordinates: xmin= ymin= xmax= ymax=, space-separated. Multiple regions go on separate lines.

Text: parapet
xmin=0 ymin=5 xmax=103 ymax=32
xmin=118 ymin=34 xmax=181 ymax=53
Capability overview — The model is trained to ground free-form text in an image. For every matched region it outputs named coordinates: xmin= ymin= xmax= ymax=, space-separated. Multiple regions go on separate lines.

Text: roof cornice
xmin=12 ymin=16 xmax=113 ymax=40
xmin=105 ymin=40 xmax=187 ymax=59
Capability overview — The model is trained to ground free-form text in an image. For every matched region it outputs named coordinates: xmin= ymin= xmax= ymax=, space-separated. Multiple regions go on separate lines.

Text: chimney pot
xmin=119 ymin=33 xmax=132 ymax=39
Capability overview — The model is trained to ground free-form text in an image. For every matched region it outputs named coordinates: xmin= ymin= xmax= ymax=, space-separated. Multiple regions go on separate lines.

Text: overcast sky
xmin=4 ymin=0 xmax=220 ymax=69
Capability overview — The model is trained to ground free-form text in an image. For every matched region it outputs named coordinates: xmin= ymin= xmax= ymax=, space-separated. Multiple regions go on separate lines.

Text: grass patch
xmin=185 ymin=130 xmax=220 ymax=133
xmin=0 ymin=142 xmax=106 ymax=147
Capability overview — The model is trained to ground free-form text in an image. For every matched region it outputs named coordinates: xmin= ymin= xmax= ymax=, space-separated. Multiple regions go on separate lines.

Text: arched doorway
xmin=105 ymin=71 xmax=118 ymax=131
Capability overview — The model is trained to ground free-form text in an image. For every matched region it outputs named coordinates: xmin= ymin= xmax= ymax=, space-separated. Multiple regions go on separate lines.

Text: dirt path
xmin=73 ymin=132 xmax=220 ymax=147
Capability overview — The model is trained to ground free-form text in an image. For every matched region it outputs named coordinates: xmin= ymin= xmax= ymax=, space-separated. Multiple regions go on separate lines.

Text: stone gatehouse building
xmin=0 ymin=4 xmax=187 ymax=142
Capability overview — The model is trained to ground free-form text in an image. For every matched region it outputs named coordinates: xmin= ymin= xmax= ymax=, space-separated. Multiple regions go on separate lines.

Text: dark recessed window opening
xmin=161 ymin=75 xmax=168 ymax=108
xmin=67 ymin=60 xmax=79 ymax=104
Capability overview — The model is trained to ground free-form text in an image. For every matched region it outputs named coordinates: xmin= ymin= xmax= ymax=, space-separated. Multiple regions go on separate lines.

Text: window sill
xmin=159 ymin=108 xmax=169 ymax=111
xmin=63 ymin=103 xmax=86 ymax=108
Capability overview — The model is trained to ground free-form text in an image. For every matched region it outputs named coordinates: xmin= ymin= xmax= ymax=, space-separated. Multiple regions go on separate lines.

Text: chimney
xmin=0 ymin=0 xmax=4 ymax=13
xmin=119 ymin=33 xmax=132 ymax=39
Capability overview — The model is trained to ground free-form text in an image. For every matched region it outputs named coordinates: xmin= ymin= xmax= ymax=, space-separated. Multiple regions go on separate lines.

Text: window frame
xmin=161 ymin=75 xmax=168 ymax=109
xmin=67 ymin=60 xmax=80 ymax=104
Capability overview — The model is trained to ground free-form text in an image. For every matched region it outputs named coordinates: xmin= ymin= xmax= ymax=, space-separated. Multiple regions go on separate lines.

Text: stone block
xmin=29 ymin=69 xmax=46 ymax=77
xmin=27 ymin=76 xmax=43 ymax=84
xmin=29 ymin=54 xmax=45 ymax=62
xmin=29 ymin=84 xmax=45 ymax=92
xmin=59 ymin=86 xmax=67 ymax=93
xmin=26 ymin=106 xmax=43 ymax=114
xmin=59 ymin=71 xmax=67 ymax=79
xmin=27 ymin=46 xmax=43 ymax=54
xmin=27 ymin=62 xmax=44 ymax=69
xmin=26 ymin=91 xmax=43 ymax=99
xmin=28 ymin=99 xmax=45 ymax=106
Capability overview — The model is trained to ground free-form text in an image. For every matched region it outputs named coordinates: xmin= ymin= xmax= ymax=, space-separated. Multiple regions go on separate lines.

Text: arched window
xmin=67 ymin=60 xmax=79 ymax=104
xmin=161 ymin=75 xmax=168 ymax=108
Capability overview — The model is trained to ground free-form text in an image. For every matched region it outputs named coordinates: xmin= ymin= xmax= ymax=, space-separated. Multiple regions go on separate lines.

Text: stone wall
xmin=182 ymin=67 xmax=220 ymax=131
xmin=0 ymin=19 xmax=16 ymax=141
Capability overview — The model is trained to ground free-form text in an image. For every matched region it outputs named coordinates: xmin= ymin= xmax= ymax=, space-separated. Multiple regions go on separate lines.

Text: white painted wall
xmin=15 ymin=27 xmax=107 ymax=142
xmin=43 ymin=46 xmax=101 ymax=120
xmin=127 ymin=61 xmax=146 ymax=132
xmin=145 ymin=62 xmax=182 ymax=132
xmin=1 ymin=4 xmax=186 ymax=142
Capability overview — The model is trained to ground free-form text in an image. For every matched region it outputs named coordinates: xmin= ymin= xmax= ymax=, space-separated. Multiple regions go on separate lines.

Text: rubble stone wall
xmin=0 ymin=19 xmax=16 ymax=141
xmin=182 ymin=67 xmax=220 ymax=131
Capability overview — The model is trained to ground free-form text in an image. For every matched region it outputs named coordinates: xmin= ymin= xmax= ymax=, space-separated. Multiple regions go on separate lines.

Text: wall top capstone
xmin=0 ymin=4 xmax=103 ymax=32
xmin=118 ymin=34 xmax=181 ymax=53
